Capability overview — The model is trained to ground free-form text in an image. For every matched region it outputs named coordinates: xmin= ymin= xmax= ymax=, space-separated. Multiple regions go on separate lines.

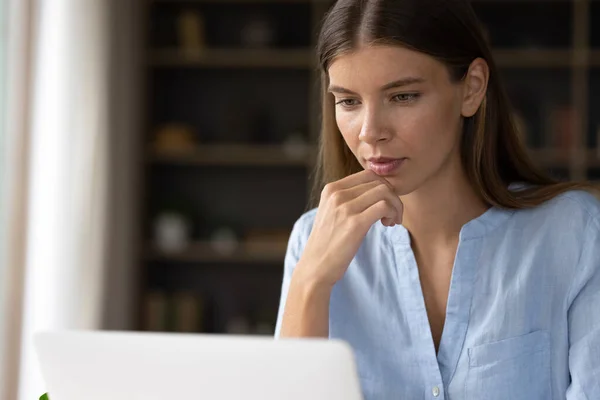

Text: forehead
xmin=328 ymin=45 xmax=448 ymax=88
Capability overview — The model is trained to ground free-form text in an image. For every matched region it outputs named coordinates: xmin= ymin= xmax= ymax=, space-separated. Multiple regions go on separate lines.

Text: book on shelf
xmin=173 ymin=292 xmax=204 ymax=333
xmin=145 ymin=291 xmax=168 ymax=332
xmin=547 ymin=105 xmax=578 ymax=157
xmin=144 ymin=291 xmax=205 ymax=333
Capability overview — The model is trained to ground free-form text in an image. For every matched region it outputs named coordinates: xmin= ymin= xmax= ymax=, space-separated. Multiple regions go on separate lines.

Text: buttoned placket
xmin=390 ymin=225 xmax=483 ymax=399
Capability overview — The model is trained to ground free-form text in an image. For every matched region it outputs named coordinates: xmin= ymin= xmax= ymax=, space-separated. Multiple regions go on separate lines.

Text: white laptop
xmin=34 ymin=330 xmax=364 ymax=400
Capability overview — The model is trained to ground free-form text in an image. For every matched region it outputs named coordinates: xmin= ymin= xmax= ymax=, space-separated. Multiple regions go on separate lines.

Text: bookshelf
xmin=138 ymin=0 xmax=600 ymax=336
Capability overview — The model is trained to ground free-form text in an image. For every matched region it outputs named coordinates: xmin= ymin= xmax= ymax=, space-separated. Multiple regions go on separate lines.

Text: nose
xmin=358 ymin=107 xmax=392 ymax=144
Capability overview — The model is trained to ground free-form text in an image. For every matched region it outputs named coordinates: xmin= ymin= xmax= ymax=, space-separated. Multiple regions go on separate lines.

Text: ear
xmin=461 ymin=58 xmax=489 ymax=118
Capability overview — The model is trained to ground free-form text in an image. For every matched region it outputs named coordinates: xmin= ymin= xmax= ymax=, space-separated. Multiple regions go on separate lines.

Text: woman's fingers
xmin=321 ymin=169 xmax=384 ymax=198
xmin=344 ymin=182 xmax=404 ymax=225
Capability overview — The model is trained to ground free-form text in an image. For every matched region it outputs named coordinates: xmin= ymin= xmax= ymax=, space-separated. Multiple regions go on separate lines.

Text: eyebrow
xmin=327 ymin=77 xmax=426 ymax=94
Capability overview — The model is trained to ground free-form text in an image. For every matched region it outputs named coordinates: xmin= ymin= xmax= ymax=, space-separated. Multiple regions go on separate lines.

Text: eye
xmin=335 ymin=99 xmax=360 ymax=108
xmin=392 ymin=93 xmax=420 ymax=103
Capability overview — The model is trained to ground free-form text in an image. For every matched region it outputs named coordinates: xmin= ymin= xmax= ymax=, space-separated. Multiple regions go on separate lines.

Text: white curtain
xmin=0 ymin=0 xmax=135 ymax=398
xmin=0 ymin=0 xmax=34 ymax=398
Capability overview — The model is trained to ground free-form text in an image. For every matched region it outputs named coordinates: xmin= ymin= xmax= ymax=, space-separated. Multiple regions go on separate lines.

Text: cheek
xmin=397 ymin=98 xmax=461 ymax=153
xmin=336 ymin=112 xmax=361 ymax=150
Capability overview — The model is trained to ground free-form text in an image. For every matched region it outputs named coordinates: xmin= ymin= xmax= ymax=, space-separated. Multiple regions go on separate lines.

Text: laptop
xmin=34 ymin=330 xmax=364 ymax=400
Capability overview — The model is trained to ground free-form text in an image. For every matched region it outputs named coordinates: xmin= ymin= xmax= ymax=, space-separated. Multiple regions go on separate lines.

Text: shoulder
xmin=513 ymin=189 xmax=600 ymax=232
xmin=288 ymin=208 xmax=318 ymax=247
xmin=550 ymin=189 xmax=600 ymax=217
xmin=292 ymin=207 xmax=318 ymax=234
xmin=283 ymin=208 xmax=318 ymax=263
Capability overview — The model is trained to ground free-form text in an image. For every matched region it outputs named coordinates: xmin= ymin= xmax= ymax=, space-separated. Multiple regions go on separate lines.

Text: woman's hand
xmin=279 ymin=170 xmax=403 ymax=337
xmin=295 ymin=169 xmax=404 ymax=288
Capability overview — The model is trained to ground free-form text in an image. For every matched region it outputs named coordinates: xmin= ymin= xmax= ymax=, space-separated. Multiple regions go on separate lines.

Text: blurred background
xmin=0 ymin=0 xmax=599 ymax=399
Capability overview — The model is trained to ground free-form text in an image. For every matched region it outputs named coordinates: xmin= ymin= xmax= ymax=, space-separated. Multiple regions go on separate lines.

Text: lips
xmin=366 ymin=158 xmax=406 ymax=175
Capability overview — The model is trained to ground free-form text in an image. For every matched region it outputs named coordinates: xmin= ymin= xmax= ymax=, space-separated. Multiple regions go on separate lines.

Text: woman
xmin=275 ymin=0 xmax=600 ymax=399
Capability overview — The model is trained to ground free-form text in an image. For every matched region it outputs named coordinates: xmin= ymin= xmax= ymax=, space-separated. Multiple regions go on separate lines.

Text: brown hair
xmin=311 ymin=0 xmax=597 ymax=208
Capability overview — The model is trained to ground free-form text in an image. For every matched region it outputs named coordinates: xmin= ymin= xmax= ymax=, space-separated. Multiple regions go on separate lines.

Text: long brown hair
xmin=311 ymin=0 xmax=597 ymax=208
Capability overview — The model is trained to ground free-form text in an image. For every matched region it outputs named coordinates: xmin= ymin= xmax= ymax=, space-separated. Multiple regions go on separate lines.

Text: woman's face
xmin=328 ymin=45 xmax=487 ymax=195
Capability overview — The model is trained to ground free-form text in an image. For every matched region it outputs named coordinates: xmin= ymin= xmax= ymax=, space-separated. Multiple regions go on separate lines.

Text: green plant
xmin=39 ymin=394 xmax=49 ymax=400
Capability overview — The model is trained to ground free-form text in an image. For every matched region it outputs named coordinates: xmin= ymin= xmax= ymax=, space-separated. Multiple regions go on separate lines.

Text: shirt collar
xmin=385 ymin=203 xmax=515 ymax=245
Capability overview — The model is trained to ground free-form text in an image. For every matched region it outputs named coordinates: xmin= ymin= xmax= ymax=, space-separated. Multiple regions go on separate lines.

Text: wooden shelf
xmin=148 ymin=144 xmax=315 ymax=167
xmin=493 ymin=49 xmax=578 ymax=68
xmin=494 ymin=49 xmax=600 ymax=68
xmin=530 ymin=149 xmax=600 ymax=168
xmin=149 ymin=48 xmax=314 ymax=69
xmin=146 ymin=241 xmax=288 ymax=264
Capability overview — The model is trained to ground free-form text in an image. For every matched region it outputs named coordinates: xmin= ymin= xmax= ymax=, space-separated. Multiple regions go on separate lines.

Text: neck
xmin=399 ymin=156 xmax=489 ymax=248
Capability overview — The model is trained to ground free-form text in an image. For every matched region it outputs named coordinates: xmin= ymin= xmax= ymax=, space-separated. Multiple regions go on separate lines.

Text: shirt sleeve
xmin=274 ymin=211 xmax=314 ymax=338
xmin=566 ymin=213 xmax=600 ymax=399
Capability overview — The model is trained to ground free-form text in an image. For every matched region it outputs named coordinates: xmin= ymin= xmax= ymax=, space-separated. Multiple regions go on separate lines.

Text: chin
xmin=385 ymin=176 xmax=415 ymax=196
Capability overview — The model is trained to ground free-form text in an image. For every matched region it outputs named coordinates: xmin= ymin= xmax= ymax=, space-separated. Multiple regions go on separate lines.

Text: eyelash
xmin=392 ymin=93 xmax=420 ymax=103
xmin=335 ymin=93 xmax=421 ymax=108
xmin=335 ymin=99 xmax=360 ymax=107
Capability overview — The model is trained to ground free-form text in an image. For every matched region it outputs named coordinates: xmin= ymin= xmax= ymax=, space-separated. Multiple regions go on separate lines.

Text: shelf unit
xmin=140 ymin=0 xmax=330 ymax=336
xmin=149 ymin=48 xmax=314 ymax=68
xmin=147 ymin=144 xmax=315 ymax=167
xmin=146 ymin=241 xmax=288 ymax=264
xmin=137 ymin=0 xmax=600 ymax=336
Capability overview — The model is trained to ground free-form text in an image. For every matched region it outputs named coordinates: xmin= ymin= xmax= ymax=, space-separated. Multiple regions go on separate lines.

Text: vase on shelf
xmin=154 ymin=212 xmax=192 ymax=254
xmin=152 ymin=123 xmax=198 ymax=154
xmin=240 ymin=14 xmax=275 ymax=48
xmin=210 ymin=227 xmax=240 ymax=256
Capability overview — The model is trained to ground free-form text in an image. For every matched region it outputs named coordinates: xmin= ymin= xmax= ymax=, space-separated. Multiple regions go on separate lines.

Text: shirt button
xmin=432 ymin=386 xmax=440 ymax=397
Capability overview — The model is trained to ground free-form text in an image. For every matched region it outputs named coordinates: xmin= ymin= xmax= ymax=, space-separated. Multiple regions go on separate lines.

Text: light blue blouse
xmin=275 ymin=189 xmax=600 ymax=400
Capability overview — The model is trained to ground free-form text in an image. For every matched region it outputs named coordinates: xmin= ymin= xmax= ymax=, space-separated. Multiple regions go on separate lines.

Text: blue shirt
xmin=275 ymin=189 xmax=600 ymax=400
